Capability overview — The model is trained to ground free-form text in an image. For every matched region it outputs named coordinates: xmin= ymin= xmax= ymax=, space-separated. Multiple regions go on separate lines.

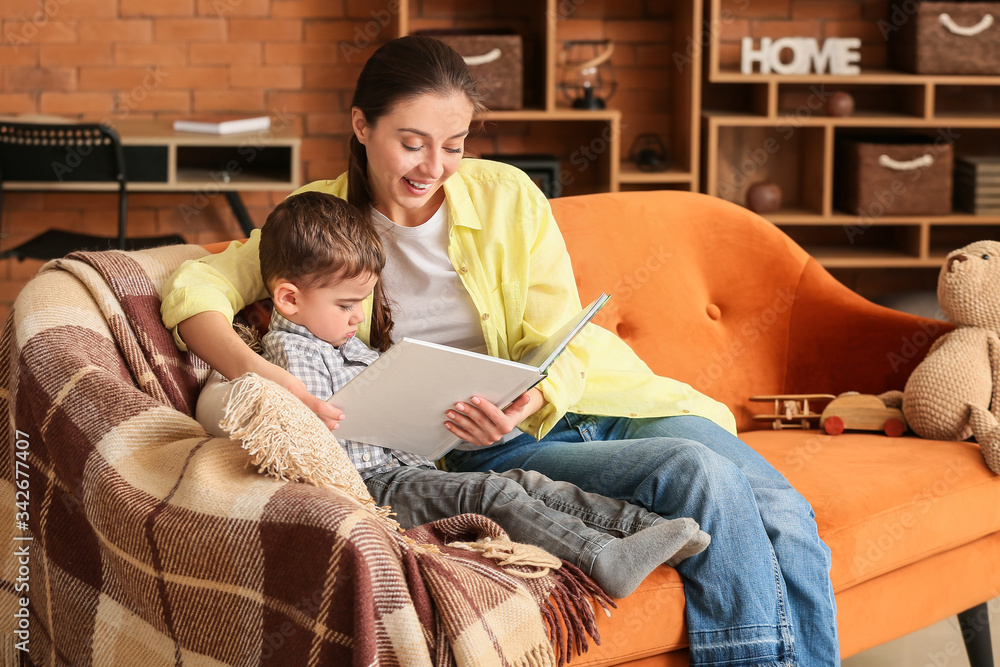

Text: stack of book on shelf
xmin=172 ymin=115 xmax=270 ymax=135
xmin=955 ymin=156 xmax=1000 ymax=215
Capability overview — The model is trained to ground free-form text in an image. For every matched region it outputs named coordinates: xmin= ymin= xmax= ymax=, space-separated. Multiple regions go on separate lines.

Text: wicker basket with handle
xmin=835 ymin=134 xmax=954 ymax=216
xmin=892 ymin=1 xmax=1000 ymax=74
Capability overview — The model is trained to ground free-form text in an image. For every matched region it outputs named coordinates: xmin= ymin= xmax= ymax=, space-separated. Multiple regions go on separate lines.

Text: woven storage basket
xmin=892 ymin=1 xmax=1000 ymax=74
xmin=427 ymin=31 xmax=524 ymax=110
xmin=836 ymin=135 xmax=954 ymax=216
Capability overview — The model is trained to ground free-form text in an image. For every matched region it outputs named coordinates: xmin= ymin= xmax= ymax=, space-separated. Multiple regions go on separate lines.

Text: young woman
xmin=161 ymin=35 xmax=839 ymax=666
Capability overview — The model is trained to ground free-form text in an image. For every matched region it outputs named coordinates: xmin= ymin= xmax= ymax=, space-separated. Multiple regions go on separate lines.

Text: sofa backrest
xmin=551 ymin=191 xmax=816 ymax=431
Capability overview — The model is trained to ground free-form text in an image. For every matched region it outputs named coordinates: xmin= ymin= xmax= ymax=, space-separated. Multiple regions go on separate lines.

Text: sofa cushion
xmin=743 ymin=430 xmax=1000 ymax=591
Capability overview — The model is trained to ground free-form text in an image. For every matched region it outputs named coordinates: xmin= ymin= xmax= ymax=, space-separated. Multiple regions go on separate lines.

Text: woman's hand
xmin=444 ymin=388 xmax=545 ymax=447
xmin=178 ymin=311 xmax=344 ymax=430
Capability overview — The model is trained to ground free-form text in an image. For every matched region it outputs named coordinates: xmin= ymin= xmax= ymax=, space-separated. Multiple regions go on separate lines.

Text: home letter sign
xmin=741 ymin=37 xmax=861 ymax=75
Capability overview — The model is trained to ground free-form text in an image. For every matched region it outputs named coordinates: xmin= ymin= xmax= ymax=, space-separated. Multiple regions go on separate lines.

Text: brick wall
xmin=0 ymin=0 xmax=388 ymax=321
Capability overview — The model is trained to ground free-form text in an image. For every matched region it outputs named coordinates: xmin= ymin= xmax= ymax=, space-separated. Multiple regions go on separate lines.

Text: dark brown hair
xmin=259 ymin=191 xmax=394 ymax=351
xmin=347 ymin=35 xmax=486 ymax=214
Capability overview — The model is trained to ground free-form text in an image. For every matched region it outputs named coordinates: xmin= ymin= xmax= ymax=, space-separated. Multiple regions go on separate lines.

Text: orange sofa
xmin=199 ymin=189 xmax=1000 ymax=665
xmin=545 ymin=191 xmax=1000 ymax=666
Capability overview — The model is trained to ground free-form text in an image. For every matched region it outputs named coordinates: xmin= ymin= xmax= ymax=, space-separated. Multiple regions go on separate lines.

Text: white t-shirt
xmin=370 ymin=204 xmax=486 ymax=353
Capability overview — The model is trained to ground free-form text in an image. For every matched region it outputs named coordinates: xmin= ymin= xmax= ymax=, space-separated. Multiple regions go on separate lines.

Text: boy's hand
xmin=444 ymin=388 xmax=544 ymax=447
xmin=248 ymin=359 xmax=344 ymax=431
xmin=272 ymin=367 xmax=345 ymax=431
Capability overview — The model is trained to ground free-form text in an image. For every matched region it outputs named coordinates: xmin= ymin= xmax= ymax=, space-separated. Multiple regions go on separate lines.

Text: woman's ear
xmin=271 ymin=281 xmax=300 ymax=317
xmin=351 ymin=107 xmax=368 ymax=145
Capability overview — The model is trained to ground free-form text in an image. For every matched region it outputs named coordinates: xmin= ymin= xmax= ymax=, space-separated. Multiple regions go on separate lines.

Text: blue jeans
xmin=445 ymin=415 xmax=839 ymax=667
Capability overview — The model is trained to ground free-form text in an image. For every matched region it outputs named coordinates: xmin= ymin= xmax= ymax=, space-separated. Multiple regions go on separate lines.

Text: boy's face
xmin=274 ymin=272 xmax=378 ymax=347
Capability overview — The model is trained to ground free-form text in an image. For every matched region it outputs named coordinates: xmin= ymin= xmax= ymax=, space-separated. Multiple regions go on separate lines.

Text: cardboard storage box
xmin=892 ymin=1 xmax=1000 ymax=74
xmin=424 ymin=31 xmax=524 ymax=110
xmin=836 ymin=135 xmax=954 ymax=215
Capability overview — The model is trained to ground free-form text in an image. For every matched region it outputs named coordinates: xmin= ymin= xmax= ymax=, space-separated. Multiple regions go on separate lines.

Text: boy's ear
xmin=271 ymin=281 xmax=300 ymax=317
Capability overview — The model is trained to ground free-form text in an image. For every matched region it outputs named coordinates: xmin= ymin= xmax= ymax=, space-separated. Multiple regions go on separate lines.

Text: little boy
xmin=256 ymin=191 xmax=710 ymax=598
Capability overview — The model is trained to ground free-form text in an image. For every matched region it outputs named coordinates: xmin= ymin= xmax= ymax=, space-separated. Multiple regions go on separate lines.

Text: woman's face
xmin=352 ymin=92 xmax=474 ymax=226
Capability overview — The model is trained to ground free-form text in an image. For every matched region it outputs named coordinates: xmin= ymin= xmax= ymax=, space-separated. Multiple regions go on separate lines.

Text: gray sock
xmin=589 ymin=517 xmax=709 ymax=599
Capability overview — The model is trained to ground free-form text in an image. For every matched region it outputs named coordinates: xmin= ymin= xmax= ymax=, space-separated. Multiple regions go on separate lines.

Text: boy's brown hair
xmin=259 ymin=191 xmax=394 ymax=351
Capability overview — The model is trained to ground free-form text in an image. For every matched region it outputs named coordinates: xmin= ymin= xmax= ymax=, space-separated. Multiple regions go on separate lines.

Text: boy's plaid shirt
xmin=262 ymin=310 xmax=433 ymax=477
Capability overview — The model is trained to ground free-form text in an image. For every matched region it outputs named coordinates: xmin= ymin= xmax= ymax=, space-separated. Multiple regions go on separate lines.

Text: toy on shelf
xmin=750 ymin=394 xmax=836 ymax=430
xmin=819 ymin=392 xmax=908 ymax=437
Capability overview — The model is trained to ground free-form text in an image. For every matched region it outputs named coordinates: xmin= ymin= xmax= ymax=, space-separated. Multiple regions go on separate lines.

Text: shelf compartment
xmin=710 ymin=125 xmax=827 ymax=215
xmin=779 ymin=223 xmax=924 ymax=267
xmin=174 ymin=145 xmax=295 ymax=188
xmin=935 ymin=84 xmax=1000 ymax=120
xmin=702 ymin=83 xmax=771 ymax=117
xmin=554 ymin=4 xmax=698 ymax=177
xmin=777 ymin=83 xmax=927 ymax=120
xmin=468 ymin=116 xmax=619 ymax=196
xmin=929 ymin=223 xmax=1000 ymax=259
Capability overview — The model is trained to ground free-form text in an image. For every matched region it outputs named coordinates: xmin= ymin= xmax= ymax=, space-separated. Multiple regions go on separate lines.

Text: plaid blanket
xmin=0 ymin=246 xmax=610 ymax=667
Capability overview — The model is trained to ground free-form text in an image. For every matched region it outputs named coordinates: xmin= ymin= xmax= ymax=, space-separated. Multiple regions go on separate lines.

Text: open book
xmin=328 ymin=293 xmax=610 ymax=459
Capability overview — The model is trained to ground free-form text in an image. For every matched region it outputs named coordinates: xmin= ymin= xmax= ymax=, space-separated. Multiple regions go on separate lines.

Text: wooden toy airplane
xmin=749 ymin=394 xmax=837 ymax=430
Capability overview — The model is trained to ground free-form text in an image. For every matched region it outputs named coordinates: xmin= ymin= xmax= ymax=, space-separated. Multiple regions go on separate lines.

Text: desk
xmin=1 ymin=118 xmax=301 ymax=237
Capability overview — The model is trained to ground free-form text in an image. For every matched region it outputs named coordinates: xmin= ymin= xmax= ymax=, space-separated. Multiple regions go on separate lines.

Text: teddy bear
xmin=883 ymin=240 xmax=1000 ymax=475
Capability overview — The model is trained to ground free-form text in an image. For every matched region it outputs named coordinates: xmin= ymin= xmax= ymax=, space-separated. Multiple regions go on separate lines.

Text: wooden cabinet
xmin=701 ymin=0 xmax=1000 ymax=270
xmin=397 ymin=0 xmax=703 ymax=196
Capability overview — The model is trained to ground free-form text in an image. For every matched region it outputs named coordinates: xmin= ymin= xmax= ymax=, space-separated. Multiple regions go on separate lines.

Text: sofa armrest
xmin=784 ymin=258 xmax=951 ymax=396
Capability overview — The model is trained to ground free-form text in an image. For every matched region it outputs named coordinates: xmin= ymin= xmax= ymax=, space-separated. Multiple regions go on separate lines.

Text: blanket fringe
xmin=513 ymin=645 xmax=560 ymax=667
xmin=539 ymin=561 xmax=615 ymax=667
xmin=446 ymin=537 xmax=563 ymax=578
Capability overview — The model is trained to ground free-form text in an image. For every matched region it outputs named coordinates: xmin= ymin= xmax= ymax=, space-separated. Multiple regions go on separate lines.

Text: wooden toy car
xmin=750 ymin=394 xmax=836 ymax=430
xmin=819 ymin=393 xmax=908 ymax=437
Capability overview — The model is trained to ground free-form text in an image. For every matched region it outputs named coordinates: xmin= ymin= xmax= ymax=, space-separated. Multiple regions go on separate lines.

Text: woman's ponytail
xmin=346 ymin=134 xmax=370 ymax=214
xmin=369 ymin=279 xmax=394 ymax=353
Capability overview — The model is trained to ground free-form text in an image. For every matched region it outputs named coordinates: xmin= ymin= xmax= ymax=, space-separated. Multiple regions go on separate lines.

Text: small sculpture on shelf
xmin=557 ymin=40 xmax=617 ymax=109
xmin=629 ymin=133 xmax=671 ymax=172
xmin=741 ymin=37 xmax=861 ymax=75
xmin=826 ymin=91 xmax=855 ymax=117
xmin=745 ymin=181 xmax=782 ymax=214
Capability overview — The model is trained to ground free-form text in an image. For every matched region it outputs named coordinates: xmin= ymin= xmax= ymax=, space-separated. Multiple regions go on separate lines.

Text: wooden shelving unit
xmin=702 ymin=0 xmax=1000 ymax=270
xmin=397 ymin=0 xmax=703 ymax=195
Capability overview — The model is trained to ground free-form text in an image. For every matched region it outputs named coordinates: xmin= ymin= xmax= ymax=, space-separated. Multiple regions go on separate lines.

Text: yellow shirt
xmin=161 ymin=159 xmax=737 ymax=438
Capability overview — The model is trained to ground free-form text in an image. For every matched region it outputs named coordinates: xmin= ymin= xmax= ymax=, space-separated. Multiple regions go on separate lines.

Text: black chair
xmin=0 ymin=121 xmax=185 ymax=261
